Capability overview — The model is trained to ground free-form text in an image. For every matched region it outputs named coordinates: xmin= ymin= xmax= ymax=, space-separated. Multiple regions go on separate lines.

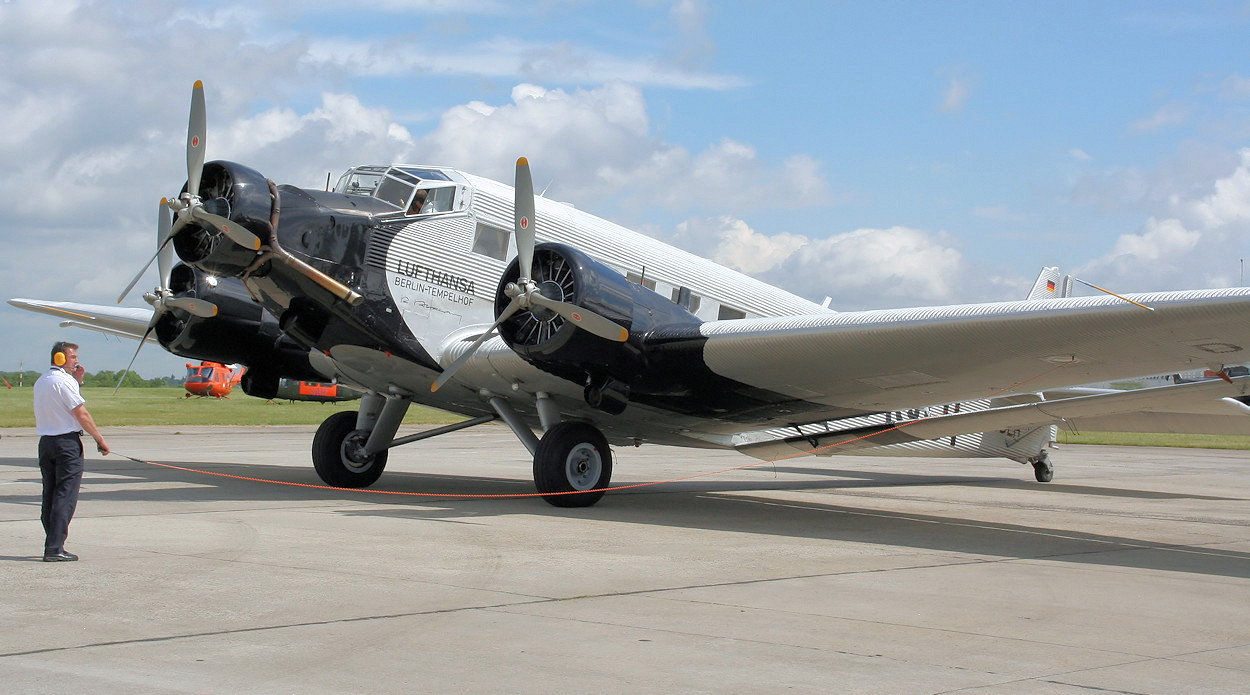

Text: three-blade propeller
xmin=431 ymin=158 xmax=629 ymax=392
xmin=115 ymin=81 xmax=244 ymax=392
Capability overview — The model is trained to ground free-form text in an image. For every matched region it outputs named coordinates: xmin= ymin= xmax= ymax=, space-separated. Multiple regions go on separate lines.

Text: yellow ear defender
xmin=52 ymin=342 xmax=68 ymax=367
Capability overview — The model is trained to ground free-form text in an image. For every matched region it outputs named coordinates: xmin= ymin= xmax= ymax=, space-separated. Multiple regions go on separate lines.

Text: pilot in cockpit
xmin=407 ymin=189 xmax=428 ymax=216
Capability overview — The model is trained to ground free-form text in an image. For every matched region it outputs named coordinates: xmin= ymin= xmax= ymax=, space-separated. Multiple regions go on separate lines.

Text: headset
xmin=52 ymin=341 xmax=69 ymax=368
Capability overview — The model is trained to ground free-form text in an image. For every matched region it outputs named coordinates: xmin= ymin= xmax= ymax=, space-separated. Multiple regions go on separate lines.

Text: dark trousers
xmin=38 ymin=433 xmax=84 ymax=555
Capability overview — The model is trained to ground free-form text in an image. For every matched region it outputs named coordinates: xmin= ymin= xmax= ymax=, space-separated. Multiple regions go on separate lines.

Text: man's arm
xmin=71 ymin=404 xmax=109 ymax=456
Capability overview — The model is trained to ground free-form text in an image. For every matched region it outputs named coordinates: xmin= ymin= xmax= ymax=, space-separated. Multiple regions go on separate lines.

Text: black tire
xmin=1032 ymin=459 xmax=1054 ymax=483
xmin=312 ymin=411 xmax=387 ymax=488
xmin=533 ymin=422 xmax=612 ymax=508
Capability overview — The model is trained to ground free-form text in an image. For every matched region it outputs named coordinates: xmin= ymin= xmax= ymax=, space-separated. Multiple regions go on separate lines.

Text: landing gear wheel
xmin=1030 ymin=452 xmax=1054 ymax=483
xmin=312 ymin=410 xmax=387 ymax=488
xmin=533 ymin=422 xmax=612 ymax=508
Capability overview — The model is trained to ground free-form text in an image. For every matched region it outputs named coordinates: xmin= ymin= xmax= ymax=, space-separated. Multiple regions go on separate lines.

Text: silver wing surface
xmin=9 ymin=299 xmax=155 ymax=343
xmin=701 ymin=288 xmax=1250 ymax=417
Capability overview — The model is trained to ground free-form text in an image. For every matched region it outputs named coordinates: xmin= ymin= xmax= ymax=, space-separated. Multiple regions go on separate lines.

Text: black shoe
xmin=43 ymin=551 xmax=78 ymax=562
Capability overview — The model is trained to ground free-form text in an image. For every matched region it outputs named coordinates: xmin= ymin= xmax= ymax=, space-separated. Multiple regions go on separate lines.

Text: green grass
xmin=1056 ymin=430 xmax=1250 ymax=450
xmin=4 ymin=387 xmax=1249 ymax=450
xmin=0 ymin=387 xmax=463 ymax=428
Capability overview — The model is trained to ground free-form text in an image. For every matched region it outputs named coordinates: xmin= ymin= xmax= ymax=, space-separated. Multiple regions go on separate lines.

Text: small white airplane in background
xmin=13 ymin=82 xmax=1250 ymax=506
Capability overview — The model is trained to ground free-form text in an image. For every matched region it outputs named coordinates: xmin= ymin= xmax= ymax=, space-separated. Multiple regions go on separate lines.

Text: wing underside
xmin=9 ymin=299 xmax=155 ymax=342
xmin=736 ymin=376 xmax=1250 ymax=460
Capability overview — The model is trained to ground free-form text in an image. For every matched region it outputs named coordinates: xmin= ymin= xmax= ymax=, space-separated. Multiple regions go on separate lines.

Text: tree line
xmin=1 ymin=371 xmax=176 ymax=388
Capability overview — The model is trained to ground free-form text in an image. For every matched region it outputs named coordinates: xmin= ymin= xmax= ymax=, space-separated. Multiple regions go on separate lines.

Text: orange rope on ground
xmin=118 ymin=362 xmax=1075 ymax=500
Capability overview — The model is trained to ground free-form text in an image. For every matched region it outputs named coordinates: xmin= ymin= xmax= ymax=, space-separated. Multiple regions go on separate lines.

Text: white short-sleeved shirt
xmin=34 ymin=367 xmax=86 ymax=436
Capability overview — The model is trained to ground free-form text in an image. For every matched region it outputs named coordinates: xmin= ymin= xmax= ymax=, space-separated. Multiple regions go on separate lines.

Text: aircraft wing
xmin=8 ymin=298 xmax=155 ymax=343
xmin=699 ymin=288 xmax=1250 ymax=417
xmin=737 ymin=376 xmax=1250 ymax=459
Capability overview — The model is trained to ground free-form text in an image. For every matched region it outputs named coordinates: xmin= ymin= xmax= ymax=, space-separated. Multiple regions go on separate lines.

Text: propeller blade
xmin=190 ymin=207 xmax=262 ymax=251
xmin=187 ymin=80 xmax=206 ymax=199
xmin=527 ymin=293 xmax=629 ymax=342
xmin=157 ymin=199 xmax=174 ymax=291
xmin=514 ymin=157 xmax=535 ymax=284
xmin=430 ymin=298 xmax=523 ymax=393
xmin=165 ymin=296 xmax=218 ymax=318
xmin=118 ymin=199 xmax=184 ymax=304
xmin=117 ymin=247 xmax=163 ymax=304
xmin=113 ymin=324 xmax=155 ymax=394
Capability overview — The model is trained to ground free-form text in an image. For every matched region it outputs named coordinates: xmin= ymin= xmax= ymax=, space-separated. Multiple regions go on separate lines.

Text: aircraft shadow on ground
xmin=2 ymin=454 xmax=1248 ymax=579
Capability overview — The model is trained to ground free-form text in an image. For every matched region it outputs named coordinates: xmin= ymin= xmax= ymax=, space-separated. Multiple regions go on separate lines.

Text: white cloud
xmin=1128 ymin=101 xmax=1191 ymax=134
xmin=1188 ymin=149 xmax=1250 ymax=228
xmin=1218 ymin=73 xmax=1250 ymax=100
xmin=1075 ymin=149 xmax=1250 ymax=291
xmin=937 ymin=65 xmax=974 ymax=115
xmin=416 ymin=82 xmax=831 ymax=214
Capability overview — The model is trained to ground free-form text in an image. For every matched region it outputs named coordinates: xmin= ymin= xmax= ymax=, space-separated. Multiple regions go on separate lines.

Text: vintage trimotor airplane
xmin=12 ymin=81 xmax=1250 ymax=507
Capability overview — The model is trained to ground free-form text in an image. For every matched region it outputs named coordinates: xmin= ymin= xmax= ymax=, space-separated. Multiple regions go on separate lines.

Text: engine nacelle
xmin=156 ymin=264 xmax=324 ymax=398
xmin=494 ymin=243 xmax=702 ymax=410
xmin=171 ymin=160 xmax=273 ymax=277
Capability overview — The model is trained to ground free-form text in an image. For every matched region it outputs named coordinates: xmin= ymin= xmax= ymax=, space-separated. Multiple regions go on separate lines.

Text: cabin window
xmin=472 ymin=223 xmax=510 ymax=261
xmin=717 ymin=305 xmax=746 ymax=320
xmin=671 ymin=287 xmax=701 ymax=313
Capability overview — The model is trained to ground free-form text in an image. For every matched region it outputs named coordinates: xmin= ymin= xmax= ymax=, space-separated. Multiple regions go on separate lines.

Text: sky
xmin=2 ymin=0 xmax=1250 ymax=378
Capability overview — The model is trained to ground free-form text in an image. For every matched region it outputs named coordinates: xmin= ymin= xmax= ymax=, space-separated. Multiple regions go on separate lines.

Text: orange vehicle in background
xmin=183 ymin=362 xmax=244 ymax=399
xmin=183 ymin=361 xmax=360 ymax=402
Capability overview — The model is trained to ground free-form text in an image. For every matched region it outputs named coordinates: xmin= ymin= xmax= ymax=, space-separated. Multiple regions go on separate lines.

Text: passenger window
xmin=472 ymin=223 xmax=510 ymax=261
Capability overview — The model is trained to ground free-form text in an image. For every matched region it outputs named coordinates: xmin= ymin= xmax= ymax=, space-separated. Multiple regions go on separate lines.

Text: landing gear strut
xmin=1028 ymin=450 xmax=1054 ymax=483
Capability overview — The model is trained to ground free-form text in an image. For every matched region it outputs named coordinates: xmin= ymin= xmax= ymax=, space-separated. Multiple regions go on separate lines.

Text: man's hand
xmin=96 ymin=440 xmax=110 ymax=456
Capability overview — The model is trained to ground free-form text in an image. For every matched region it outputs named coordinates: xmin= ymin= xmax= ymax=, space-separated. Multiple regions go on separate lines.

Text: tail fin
xmin=1026 ymin=266 xmax=1072 ymax=300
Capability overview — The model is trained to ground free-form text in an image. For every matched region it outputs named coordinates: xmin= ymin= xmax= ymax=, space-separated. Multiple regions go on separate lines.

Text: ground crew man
xmin=33 ymin=341 xmax=109 ymax=562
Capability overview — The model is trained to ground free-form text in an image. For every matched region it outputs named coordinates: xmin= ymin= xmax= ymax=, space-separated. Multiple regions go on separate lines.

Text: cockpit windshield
xmin=334 ymin=165 xmax=459 ymax=217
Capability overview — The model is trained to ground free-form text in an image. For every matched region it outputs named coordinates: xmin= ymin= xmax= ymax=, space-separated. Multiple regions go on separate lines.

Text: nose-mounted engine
xmin=171 ymin=161 xmax=273 ymax=277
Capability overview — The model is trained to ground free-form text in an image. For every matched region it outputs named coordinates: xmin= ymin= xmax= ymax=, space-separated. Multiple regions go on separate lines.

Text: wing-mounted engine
xmin=155 ymin=264 xmax=325 ymax=398
xmin=494 ymin=242 xmax=702 ymax=414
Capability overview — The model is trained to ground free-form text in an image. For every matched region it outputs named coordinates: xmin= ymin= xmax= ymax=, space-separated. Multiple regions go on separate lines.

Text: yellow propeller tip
xmin=517 ymin=157 xmax=528 ymax=166
xmin=193 ymin=79 xmax=203 ymax=89
xmin=618 ymin=329 xmax=629 ymax=341
xmin=429 ymin=383 xmax=440 ymax=393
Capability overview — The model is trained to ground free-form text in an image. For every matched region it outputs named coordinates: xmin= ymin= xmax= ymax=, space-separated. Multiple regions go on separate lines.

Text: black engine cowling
xmin=155 ymin=264 xmax=324 ymax=398
xmin=171 ymin=160 xmax=273 ymax=277
xmin=494 ymin=243 xmax=702 ymax=411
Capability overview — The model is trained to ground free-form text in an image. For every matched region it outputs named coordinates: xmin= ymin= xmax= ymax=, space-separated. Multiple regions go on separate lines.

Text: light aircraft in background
xmin=12 ymin=81 xmax=1250 ymax=506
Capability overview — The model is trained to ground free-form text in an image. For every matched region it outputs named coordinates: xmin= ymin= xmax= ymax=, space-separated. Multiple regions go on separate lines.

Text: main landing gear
xmin=1027 ymin=450 xmax=1054 ymax=483
xmin=310 ymin=390 xmax=613 ymax=507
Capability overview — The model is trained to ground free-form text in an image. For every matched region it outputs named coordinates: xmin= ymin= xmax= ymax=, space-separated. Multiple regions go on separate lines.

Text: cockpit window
xmin=375 ymin=175 xmax=415 ymax=209
xmin=335 ymin=169 xmax=385 ymax=196
xmin=335 ymin=166 xmax=462 ymax=216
